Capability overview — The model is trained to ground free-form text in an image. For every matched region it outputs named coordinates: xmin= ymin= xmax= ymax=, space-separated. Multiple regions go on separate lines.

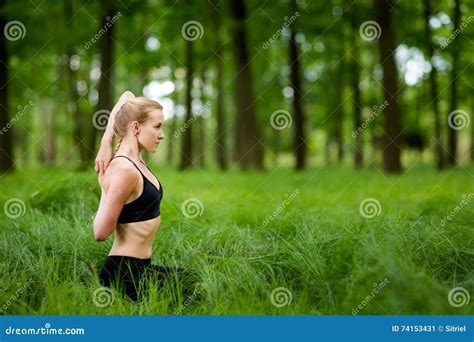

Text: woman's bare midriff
xmin=109 ymin=216 xmax=161 ymax=259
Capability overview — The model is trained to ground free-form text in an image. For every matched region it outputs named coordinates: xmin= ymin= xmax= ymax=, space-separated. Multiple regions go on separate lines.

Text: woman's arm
xmin=100 ymin=90 xmax=135 ymax=145
xmin=94 ymin=91 xmax=136 ymax=175
xmin=93 ymin=164 xmax=139 ymax=241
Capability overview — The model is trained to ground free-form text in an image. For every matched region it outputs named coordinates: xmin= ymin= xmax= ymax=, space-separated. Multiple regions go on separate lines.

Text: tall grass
xmin=0 ymin=164 xmax=472 ymax=314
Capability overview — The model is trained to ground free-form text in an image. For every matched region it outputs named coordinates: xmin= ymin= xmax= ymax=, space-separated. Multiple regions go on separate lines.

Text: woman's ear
xmin=131 ymin=121 xmax=140 ymax=135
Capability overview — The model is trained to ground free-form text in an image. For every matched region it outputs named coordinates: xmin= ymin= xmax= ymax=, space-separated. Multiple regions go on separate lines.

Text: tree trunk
xmin=334 ymin=72 xmax=344 ymax=163
xmin=89 ymin=0 xmax=115 ymax=162
xmin=197 ymin=114 xmax=205 ymax=167
xmin=350 ymin=4 xmax=363 ymax=168
xmin=167 ymin=74 xmax=178 ymax=165
xmin=41 ymin=100 xmax=56 ymax=165
xmin=65 ymin=0 xmax=88 ymax=169
xmin=374 ymin=0 xmax=403 ymax=173
xmin=323 ymin=28 xmax=334 ymax=165
xmin=141 ymin=71 xmax=152 ymax=164
xmin=213 ymin=0 xmax=227 ymax=170
xmin=230 ymin=0 xmax=263 ymax=170
xmin=273 ymin=129 xmax=280 ymax=166
xmin=471 ymin=92 xmax=474 ymax=161
xmin=197 ymin=74 xmax=206 ymax=168
xmin=167 ymin=115 xmax=177 ymax=164
xmin=180 ymin=39 xmax=194 ymax=170
xmin=423 ymin=0 xmax=444 ymax=170
xmin=289 ymin=0 xmax=307 ymax=170
xmin=324 ymin=137 xmax=331 ymax=164
xmin=447 ymin=0 xmax=461 ymax=166
xmin=0 ymin=1 xmax=13 ymax=173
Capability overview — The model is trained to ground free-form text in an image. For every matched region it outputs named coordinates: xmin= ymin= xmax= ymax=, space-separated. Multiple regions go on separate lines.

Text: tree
xmin=423 ymin=0 xmax=444 ymax=170
xmin=197 ymin=73 xmax=206 ymax=167
xmin=349 ymin=3 xmax=363 ymax=168
xmin=64 ymin=0 xmax=87 ymax=168
xmin=289 ymin=0 xmax=307 ymax=170
xmin=229 ymin=0 xmax=263 ymax=170
xmin=447 ymin=0 xmax=461 ymax=166
xmin=179 ymin=38 xmax=194 ymax=170
xmin=0 ymin=0 xmax=13 ymax=173
xmin=374 ymin=0 xmax=403 ymax=173
xmin=88 ymin=0 xmax=116 ymax=162
xmin=167 ymin=73 xmax=178 ymax=165
xmin=471 ymin=90 xmax=474 ymax=161
xmin=212 ymin=0 xmax=227 ymax=170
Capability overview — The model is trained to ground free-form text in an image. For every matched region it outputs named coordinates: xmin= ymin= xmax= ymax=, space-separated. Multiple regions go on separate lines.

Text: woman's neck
xmin=116 ymin=142 xmax=142 ymax=162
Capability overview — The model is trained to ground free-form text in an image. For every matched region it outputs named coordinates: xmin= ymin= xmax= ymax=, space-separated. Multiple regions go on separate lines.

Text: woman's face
xmin=137 ymin=109 xmax=165 ymax=153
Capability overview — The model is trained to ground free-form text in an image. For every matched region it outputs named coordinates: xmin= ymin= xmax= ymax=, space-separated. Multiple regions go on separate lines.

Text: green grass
xmin=0 ymin=164 xmax=473 ymax=315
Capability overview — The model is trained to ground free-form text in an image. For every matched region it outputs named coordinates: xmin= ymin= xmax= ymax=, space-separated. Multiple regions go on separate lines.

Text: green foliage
xmin=0 ymin=166 xmax=472 ymax=314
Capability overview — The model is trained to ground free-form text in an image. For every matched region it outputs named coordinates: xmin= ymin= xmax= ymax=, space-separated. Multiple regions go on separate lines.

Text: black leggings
xmin=98 ymin=255 xmax=187 ymax=301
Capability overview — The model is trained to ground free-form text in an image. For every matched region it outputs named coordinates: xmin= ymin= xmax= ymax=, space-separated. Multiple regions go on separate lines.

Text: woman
xmin=93 ymin=91 xmax=182 ymax=301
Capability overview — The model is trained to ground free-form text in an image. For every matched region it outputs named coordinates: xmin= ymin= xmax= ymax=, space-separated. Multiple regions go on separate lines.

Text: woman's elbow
xmin=93 ymin=220 xmax=112 ymax=242
xmin=94 ymin=229 xmax=107 ymax=242
xmin=122 ymin=91 xmax=135 ymax=101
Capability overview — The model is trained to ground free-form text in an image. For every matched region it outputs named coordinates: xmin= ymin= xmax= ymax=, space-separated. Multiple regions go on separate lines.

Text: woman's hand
xmin=95 ymin=141 xmax=113 ymax=176
xmin=98 ymin=168 xmax=105 ymax=190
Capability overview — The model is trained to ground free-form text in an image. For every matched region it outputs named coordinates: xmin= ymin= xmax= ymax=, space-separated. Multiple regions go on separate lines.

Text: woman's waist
xmin=116 ymin=217 xmax=160 ymax=239
xmin=110 ymin=218 xmax=159 ymax=258
xmin=105 ymin=254 xmax=152 ymax=265
xmin=109 ymin=240 xmax=154 ymax=259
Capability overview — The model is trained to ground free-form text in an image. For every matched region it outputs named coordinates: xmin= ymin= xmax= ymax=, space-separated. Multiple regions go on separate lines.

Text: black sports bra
xmin=110 ymin=155 xmax=163 ymax=224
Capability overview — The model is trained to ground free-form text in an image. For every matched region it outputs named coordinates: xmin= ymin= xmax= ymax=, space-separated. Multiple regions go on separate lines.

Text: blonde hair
xmin=113 ymin=97 xmax=163 ymax=153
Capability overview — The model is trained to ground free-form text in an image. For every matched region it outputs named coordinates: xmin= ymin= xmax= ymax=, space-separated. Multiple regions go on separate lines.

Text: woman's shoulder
xmin=101 ymin=159 xmax=141 ymax=195
xmin=104 ymin=158 xmax=141 ymax=188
